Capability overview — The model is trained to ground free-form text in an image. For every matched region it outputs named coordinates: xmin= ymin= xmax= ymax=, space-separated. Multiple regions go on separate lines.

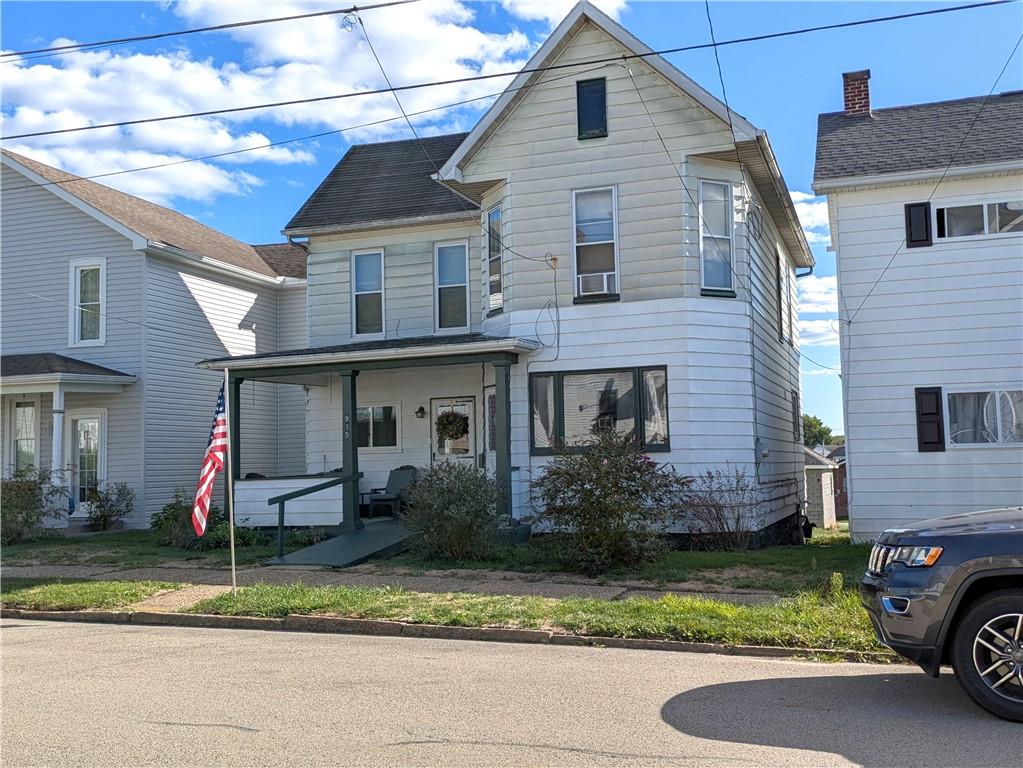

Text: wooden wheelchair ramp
xmin=269 ymin=519 xmax=408 ymax=567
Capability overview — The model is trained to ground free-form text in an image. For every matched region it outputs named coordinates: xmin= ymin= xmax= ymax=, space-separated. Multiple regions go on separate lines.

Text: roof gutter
xmin=811 ymin=159 xmax=1023 ymax=194
xmin=755 ymin=131 xmax=815 ymax=268
xmin=145 ymin=242 xmax=283 ymax=287
xmin=282 ymin=210 xmax=475 ymax=238
xmin=198 ymin=337 xmax=540 ymax=372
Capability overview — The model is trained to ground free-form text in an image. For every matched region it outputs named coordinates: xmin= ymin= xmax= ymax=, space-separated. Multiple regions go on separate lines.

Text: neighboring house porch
xmin=0 ymin=353 xmax=137 ymax=524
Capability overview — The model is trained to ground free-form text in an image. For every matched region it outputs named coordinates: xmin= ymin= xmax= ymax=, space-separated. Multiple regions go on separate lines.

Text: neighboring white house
xmin=813 ymin=71 xmax=1023 ymax=541
xmin=202 ymin=2 xmax=813 ymax=538
xmin=0 ymin=150 xmax=307 ymax=527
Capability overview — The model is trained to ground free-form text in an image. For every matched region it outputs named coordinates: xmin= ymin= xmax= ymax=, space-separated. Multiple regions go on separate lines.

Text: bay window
xmin=529 ymin=367 xmax=669 ymax=454
xmin=699 ymin=180 xmax=733 ymax=293
xmin=352 ymin=249 xmax=384 ymax=337
xmin=435 ymin=241 xmax=469 ymax=331
xmin=573 ymin=187 xmax=618 ymax=298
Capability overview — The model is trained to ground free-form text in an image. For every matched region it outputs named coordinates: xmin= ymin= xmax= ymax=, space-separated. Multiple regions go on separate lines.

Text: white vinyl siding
xmin=68 ymin=258 xmax=106 ymax=346
xmin=699 ymin=180 xmax=733 ymax=292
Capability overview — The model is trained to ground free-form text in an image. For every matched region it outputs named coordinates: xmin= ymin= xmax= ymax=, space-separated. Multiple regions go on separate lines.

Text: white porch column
xmin=51 ymin=387 xmax=64 ymax=483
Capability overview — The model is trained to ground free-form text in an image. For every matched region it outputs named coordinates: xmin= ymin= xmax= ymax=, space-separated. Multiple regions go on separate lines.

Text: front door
xmin=431 ymin=397 xmax=475 ymax=466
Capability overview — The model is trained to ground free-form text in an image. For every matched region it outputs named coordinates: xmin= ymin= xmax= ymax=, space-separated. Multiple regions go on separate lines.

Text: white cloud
xmin=1 ymin=1 xmax=536 ymax=206
xmin=799 ymin=319 xmax=839 ymax=347
xmin=797 ymin=274 xmax=837 ymax=315
xmin=802 ymin=367 xmax=840 ymax=377
xmin=501 ymin=0 xmax=628 ymax=25
xmin=789 ymin=190 xmax=830 ymax=246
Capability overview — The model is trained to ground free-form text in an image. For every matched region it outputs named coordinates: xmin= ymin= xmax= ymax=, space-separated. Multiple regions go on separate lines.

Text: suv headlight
xmin=892 ymin=545 xmax=943 ymax=567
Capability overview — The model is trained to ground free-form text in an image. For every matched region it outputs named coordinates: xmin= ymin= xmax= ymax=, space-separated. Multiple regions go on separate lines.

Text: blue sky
xmin=3 ymin=1 xmax=1021 ymax=433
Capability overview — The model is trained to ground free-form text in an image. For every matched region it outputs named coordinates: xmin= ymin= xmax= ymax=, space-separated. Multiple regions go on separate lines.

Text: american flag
xmin=192 ymin=384 xmax=227 ymax=536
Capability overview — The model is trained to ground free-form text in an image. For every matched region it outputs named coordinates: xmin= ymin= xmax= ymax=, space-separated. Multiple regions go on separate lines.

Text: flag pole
xmin=224 ymin=368 xmax=238 ymax=594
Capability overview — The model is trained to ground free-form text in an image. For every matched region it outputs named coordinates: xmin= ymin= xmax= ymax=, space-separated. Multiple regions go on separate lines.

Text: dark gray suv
xmin=860 ymin=507 xmax=1023 ymax=721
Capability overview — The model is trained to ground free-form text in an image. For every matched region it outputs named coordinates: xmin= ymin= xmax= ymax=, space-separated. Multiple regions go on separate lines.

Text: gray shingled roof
xmin=253 ymin=243 xmax=307 ymax=278
xmin=814 ymin=91 xmax=1023 ymax=184
xmin=3 ymin=150 xmax=280 ymax=277
xmin=1 ymin=353 xmax=133 ymax=378
xmin=284 ymin=134 xmax=475 ymax=233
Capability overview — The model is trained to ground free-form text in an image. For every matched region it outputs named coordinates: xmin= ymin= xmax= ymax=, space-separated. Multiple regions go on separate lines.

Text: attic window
xmin=577 ymin=78 xmax=607 ymax=139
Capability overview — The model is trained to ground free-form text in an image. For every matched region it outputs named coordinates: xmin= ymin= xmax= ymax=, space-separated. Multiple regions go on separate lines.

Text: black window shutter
xmin=905 ymin=202 xmax=932 ymax=248
xmin=914 ymin=387 xmax=945 ymax=452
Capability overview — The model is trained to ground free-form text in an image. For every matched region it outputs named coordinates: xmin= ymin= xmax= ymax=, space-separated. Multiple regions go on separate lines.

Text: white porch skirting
xmin=233 ymin=477 xmax=343 ymax=528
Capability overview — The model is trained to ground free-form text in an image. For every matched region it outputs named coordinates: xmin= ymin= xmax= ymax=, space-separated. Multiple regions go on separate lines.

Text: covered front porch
xmin=200 ymin=333 xmax=537 ymax=566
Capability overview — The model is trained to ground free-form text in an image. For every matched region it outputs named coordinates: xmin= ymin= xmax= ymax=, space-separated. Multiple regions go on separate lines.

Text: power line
xmin=2 ymin=0 xmax=1012 ymax=141
xmin=2 ymin=62 xmax=616 ymax=194
xmin=844 ymin=30 xmax=1023 ymax=325
xmin=0 ymin=0 xmax=422 ymax=61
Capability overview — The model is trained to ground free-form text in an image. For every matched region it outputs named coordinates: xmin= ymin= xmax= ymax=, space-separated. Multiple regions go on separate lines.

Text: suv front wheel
xmin=952 ymin=589 xmax=1023 ymax=722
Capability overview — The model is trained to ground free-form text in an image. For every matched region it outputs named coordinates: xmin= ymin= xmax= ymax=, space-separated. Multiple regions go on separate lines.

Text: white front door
xmin=65 ymin=410 xmax=105 ymax=514
xmin=431 ymin=397 xmax=476 ymax=466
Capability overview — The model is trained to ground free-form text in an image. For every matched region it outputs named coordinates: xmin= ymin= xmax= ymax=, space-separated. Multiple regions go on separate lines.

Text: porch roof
xmin=0 ymin=353 xmax=137 ymax=391
xmin=198 ymin=333 xmax=539 ymax=376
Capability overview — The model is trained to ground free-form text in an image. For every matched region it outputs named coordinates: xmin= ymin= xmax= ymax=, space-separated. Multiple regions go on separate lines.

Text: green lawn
xmin=1 ymin=530 xmax=288 ymax=569
xmin=190 ymin=580 xmax=884 ymax=656
xmin=0 ymin=578 xmax=178 ymax=611
xmin=386 ymin=525 xmax=870 ymax=596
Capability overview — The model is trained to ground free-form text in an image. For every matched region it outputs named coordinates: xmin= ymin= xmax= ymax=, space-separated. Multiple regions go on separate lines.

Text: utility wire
xmin=2 ymin=62 xmax=615 ymax=194
xmin=0 ymin=0 xmax=423 ymax=61
xmin=844 ymin=30 xmax=1023 ymax=325
xmin=2 ymin=0 xmax=1012 ymax=141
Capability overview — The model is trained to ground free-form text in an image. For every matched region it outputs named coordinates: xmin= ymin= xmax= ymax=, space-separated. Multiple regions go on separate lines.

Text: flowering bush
xmin=403 ymin=461 xmax=500 ymax=560
xmin=531 ymin=429 xmax=689 ymax=574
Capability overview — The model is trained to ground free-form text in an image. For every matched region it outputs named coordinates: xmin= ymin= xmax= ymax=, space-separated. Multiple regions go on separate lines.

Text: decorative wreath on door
xmin=436 ymin=410 xmax=470 ymax=442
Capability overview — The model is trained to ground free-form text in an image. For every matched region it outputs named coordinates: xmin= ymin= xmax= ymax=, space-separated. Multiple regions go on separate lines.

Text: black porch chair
xmin=367 ymin=467 xmax=417 ymax=518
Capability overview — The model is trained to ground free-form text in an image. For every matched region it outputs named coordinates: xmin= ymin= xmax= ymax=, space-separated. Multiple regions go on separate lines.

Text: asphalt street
xmin=2 ymin=619 xmax=1019 ymax=767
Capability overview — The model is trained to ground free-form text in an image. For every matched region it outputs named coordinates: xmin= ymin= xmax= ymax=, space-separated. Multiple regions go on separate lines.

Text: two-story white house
xmin=813 ymin=71 xmax=1023 ymax=541
xmin=0 ymin=150 xmax=307 ymax=527
xmin=201 ymin=2 xmax=812 ymax=551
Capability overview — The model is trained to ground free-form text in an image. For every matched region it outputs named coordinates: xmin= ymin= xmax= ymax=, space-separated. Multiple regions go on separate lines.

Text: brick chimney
xmin=842 ymin=70 xmax=871 ymax=116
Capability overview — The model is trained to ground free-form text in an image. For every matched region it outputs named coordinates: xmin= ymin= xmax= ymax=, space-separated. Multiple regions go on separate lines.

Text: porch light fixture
xmin=415 ymin=406 xmax=426 ymax=419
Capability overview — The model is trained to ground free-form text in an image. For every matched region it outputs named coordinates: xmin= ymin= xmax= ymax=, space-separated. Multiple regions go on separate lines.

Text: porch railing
xmin=267 ymin=472 xmax=363 ymax=559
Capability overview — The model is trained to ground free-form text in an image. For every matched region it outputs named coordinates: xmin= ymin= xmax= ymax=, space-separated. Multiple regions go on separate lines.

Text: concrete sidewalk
xmin=1 ymin=562 xmax=779 ymax=605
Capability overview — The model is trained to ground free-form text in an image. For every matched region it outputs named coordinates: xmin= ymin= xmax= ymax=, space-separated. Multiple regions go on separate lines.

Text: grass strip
xmin=189 ymin=583 xmax=885 ymax=654
xmin=0 ymin=578 xmax=179 ymax=611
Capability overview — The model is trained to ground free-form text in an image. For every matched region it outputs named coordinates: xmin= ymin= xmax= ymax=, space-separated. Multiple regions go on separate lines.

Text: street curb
xmin=1 ymin=607 xmax=896 ymax=663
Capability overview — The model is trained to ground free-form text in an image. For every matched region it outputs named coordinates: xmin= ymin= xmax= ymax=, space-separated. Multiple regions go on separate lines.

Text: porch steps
xmin=269 ymin=519 xmax=408 ymax=568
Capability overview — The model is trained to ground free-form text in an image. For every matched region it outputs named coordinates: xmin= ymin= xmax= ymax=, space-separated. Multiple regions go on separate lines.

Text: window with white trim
xmin=947 ymin=389 xmax=1023 ymax=445
xmin=352 ymin=249 xmax=384 ymax=337
xmin=12 ymin=399 xmax=39 ymax=472
xmin=935 ymin=200 xmax=1023 ymax=239
xmin=573 ymin=187 xmax=617 ymax=297
xmin=700 ymin=180 xmax=733 ymax=291
xmin=485 ymin=205 xmax=503 ymax=312
xmin=66 ymin=410 xmax=105 ymax=506
xmin=435 ymin=241 xmax=469 ymax=331
xmin=69 ymin=259 xmax=105 ymax=345
xmin=355 ymin=404 xmax=400 ymax=450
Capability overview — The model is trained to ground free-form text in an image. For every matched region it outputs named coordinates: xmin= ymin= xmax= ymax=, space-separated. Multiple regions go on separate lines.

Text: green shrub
xmin=403 ymin=461 xmax=500 ymax=560
xmin=683 ymin=466 xmax=763 ymax=551
xmin=531 ymin=429 xmax=689 ymax=575
xmin=1 ymin=467 xmax=67 ymax=544
xmin=150 ymin=489 xmax=268 ymax=550
xmin=286 ymin=527 xmax=331 ymax=548
xmin=87 ymin=482 xmax=135 ymax=531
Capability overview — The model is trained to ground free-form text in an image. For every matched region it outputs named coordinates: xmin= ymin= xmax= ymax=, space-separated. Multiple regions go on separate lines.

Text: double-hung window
xmin=485 ymin=206 xmax=503 ymax=313
xmin=12 ymin=399 xmax=39 ymax=472
xmin=69 ymin=258 xmax=105 ymax=345
xmin=356 ymin=404 xmax=399 ymax=451
xmin=435 ymin=241 xmax=469 ymax=331
xmin=352 ymin=249 xmax=384 ymax=337
xmin=934 ymin=200 xmax=1023 ymax=239
xmin=947 ymin=388 xmax=1023 ymax=445
xmin=699 ymin=180 xmax=734 ymax=293
xmin=529 ymin=367 xmax=669 ymax=454
xmin=573 ymin=187 xmax=618 ymax=298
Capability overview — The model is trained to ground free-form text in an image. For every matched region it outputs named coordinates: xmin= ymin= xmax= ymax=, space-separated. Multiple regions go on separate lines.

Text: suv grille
xmin=868 ymin=543 xmax=896 ymax=574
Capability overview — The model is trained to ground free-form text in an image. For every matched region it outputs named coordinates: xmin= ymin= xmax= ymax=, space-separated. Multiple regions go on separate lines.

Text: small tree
xmin=0 ymin=466 xmax=67 ymax=544
xmin=531 ymin=429 xmax=689 ymax=574
xmin=403 ymin=462 xmax=501 ymax=560
xmin=88 ymin=482 xmax=135 ymax=531
xmin=683 ymin=467 xmax=763 ymax=551
xmin=802 ymin=413 xmax=833 ymax=447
